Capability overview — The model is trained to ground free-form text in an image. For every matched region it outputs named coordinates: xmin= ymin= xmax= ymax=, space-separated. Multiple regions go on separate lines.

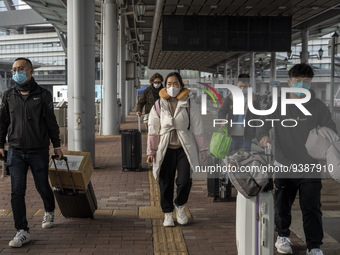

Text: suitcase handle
xmin=137 ymin=115 xmax=141 ymax=132
xmin=51 ymin=155 xmax=77 ymax=193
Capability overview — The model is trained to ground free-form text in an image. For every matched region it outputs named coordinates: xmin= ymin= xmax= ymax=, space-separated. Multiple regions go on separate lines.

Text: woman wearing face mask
xmin=146 ymin=72 xmax=208 ymax=227
xmin=136 ymin=73 xmax=164 ymax=127
xmin=217 ymin=73 xmax=261 ymax=152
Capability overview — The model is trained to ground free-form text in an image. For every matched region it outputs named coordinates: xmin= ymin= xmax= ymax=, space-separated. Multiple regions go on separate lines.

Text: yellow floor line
xmin=141 ymin=170 xmax=189 ymax=255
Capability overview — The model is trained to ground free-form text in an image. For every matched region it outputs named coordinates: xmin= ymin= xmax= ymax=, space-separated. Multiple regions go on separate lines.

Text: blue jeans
xmin=7 ymin=148 xmax=55 ymax=231
xmin=230 ymin=136 xmax=252 ymax=153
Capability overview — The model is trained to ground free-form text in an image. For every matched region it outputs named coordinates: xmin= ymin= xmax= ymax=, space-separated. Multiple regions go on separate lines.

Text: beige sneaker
xmin=163 ymin=212 xmax=175 ymax=227
xmin=8 ymin=230 xmax=31 ymax=248
xmin=42 ymin=211 xmax=54 ymax=229
xmin=175 ymin=205 xmax=188 ymax=225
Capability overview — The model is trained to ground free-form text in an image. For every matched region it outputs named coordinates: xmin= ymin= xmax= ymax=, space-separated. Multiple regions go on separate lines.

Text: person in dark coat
xmin=257 ymin=63 xmax=336 ymax=255
xmin=0 ymin=57 xmax=63 ymax=248
xmin=136 ymin=73 xmax=164 ymax=126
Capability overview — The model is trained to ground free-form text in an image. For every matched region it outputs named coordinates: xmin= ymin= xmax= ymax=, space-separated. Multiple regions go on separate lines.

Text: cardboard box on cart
xmin=48 ymin=151 xmax=93 ymax=190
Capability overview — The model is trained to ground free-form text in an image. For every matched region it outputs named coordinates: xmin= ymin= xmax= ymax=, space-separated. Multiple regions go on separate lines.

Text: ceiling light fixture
xmin=139 ymin=47 xmax=145 ymax=55
xmin=138 ymin=32 xmax=144 ymax=42
xmin=136 ymin=0 xmax=146 ymax=17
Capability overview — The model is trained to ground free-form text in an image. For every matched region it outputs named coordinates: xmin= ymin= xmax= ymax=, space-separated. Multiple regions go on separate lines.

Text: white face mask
xmin=153 ymin=83 xmax=161 ymax=89
xmin=167 ymin=86 xmax=180 ymax=97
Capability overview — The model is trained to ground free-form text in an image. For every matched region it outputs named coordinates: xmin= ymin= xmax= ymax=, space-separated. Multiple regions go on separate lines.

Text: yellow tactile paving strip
xmin=0 ymin=170 xmax=189 ymax=254
xmin=139 ymin=170 xmax=189 ymax=255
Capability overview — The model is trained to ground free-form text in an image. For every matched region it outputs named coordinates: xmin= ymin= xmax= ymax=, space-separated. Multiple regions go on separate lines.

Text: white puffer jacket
xmin=147 ymin=88 xmax=207 ymax=180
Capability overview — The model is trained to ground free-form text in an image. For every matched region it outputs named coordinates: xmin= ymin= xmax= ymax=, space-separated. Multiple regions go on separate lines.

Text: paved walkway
xmin=0 ymin=111 xmax=340 ymax=255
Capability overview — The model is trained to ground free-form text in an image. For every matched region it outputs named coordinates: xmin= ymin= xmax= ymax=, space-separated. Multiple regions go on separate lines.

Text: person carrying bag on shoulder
xmin=146 ymin=72 xmax=208 ymax=227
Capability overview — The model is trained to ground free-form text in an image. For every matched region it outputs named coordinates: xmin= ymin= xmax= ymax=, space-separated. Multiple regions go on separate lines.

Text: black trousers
xmin=274 ymin=178 xmax=323 ymax=249
xmin=159 ymin=148 xmax=192 ymax=213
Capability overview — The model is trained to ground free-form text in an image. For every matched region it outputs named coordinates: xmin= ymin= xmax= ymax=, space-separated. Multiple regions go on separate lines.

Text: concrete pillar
xmin=67 ymin=0 xmax=74 ymax=150
xmin=102 ymin=0 xmax=118 ymax=135
xmin=301 ymin=29 xmax=309 ymax=64
xmin=119 ymin=15 xmax=127 ymax=123
xmin=67 ymin=0 xmax=95 ymax=161
xmin=127 ymin=80 xmax=132 ymax=114
xmin=82 ymin=0 xmax=96 ymax=158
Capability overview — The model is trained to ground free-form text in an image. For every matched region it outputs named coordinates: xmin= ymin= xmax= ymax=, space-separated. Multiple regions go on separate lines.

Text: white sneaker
xmin=8 ymin=230 xmax=31 ymax=248
xmin=306 ymin=248 xmax=324 ymax=255
xmin=175 ymin=205 xmax=188 ymax=225
xmin=163 ymin=212 xmax=175 ymax=227
xmin=275 ymin=236 xmax=293 ymax=254
xmin=42 ymin=211 xmax=54 ymax=229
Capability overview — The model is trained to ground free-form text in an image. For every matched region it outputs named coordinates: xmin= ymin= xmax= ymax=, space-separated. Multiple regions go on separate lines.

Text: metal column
xmin=249 ymin=52 xmax=256 ymax=92
xmin=330 ymin=32 xmax=339 ymax=115
xmin=301 ymin=29 xmax=309 ymax=64
xmin=270 ymin=52 xmax=277 ymax=93
xmin=124 ymin=46 xmax=130 ymax=118
xmin=235 ymin=58 xmax=240 ymax=84
xmin=102 ymin=0 xmax=118 ymax=135
xmin=224 ymin=63 xmax=229 ymax=84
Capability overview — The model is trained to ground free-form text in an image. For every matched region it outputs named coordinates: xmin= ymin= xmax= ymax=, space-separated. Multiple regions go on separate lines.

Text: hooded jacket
xmin=257 ymin=90 xmax=336 ymax=175
xmin=0 ymin=79 xmax=61 ymax=153
xmin=147 ymin=88 xmax=207 ymax=180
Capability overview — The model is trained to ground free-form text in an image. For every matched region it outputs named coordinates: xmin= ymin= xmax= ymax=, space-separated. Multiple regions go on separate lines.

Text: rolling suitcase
xmin=51 ymin=156 xmax=97 ymax=218
xmin=234 ymin=144 xmax=274 ymax=255
xmin=121 ymin=115 xmax=142 ymax=171
xmin=207 ymin=154 xmax=232 ymax=201
xmin=236 ymin=191 xmax=274 ymax=255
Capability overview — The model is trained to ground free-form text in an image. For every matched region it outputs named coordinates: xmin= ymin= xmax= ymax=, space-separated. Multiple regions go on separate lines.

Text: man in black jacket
xmin=257 ymin=64 xmax=336 ymax=255
xmin=0 ymin=57 xmax=63 ymax=248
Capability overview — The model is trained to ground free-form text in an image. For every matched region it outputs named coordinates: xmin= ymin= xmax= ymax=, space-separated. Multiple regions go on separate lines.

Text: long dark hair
xmin=164 ymin=72 xmax=185 ymax=87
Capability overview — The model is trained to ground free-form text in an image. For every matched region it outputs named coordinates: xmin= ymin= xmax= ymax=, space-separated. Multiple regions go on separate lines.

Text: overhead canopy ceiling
xmin=3 ymin=0 xmax=340 ymax=73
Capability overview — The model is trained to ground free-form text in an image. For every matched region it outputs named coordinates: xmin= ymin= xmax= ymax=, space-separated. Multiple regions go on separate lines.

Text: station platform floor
xmin=1 ymin=110 xmax=340 ymax=255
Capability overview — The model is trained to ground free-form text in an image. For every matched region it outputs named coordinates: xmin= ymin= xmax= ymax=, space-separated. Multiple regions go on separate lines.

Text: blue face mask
xmin=242 ymin=89 xmax=247 ymax=95
xmin=12 ymin=72 xmax=28 ymax=84
xmin=291 ymin=82 xmax=310 ymax=97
